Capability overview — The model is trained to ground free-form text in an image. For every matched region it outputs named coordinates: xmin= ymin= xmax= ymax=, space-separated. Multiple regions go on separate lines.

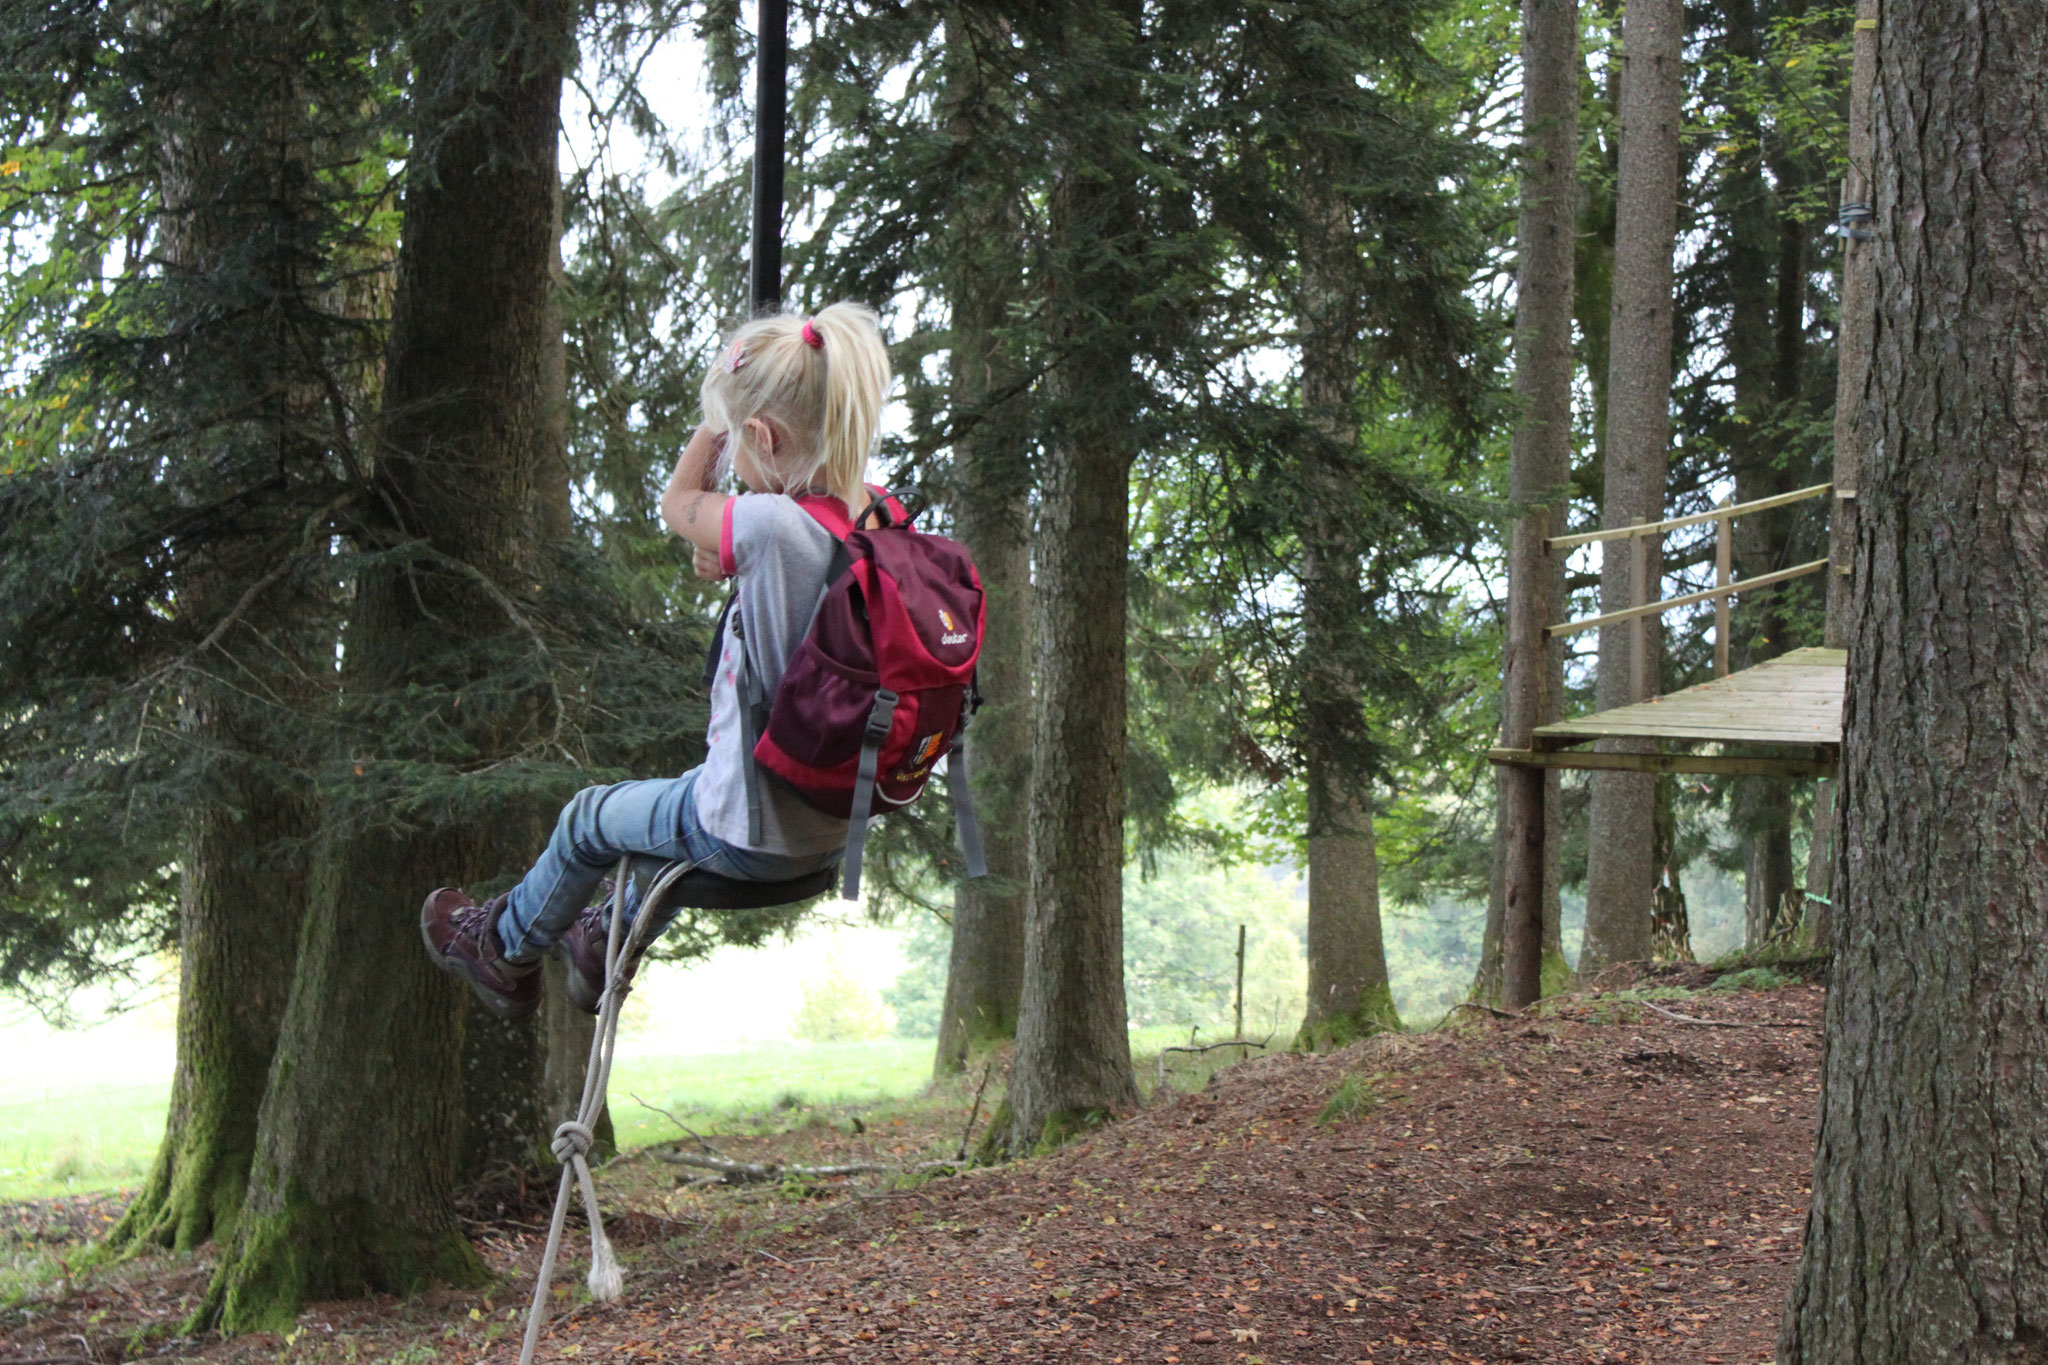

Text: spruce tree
xmin=0 ymin=0 xmax=394 ymax=1251
xmin=931 ymin=7 xmax=1034 ymax=1078
xmin=1001 ymin=0 xmax=1148 ymax=1154
xmin=1578 ymin=0 xmax=1683 ymax=977
xmin=207 ymin=0 xmax=570 ymax=1325
xmin=1781 ymin=0 xmax=2048 ymax=1351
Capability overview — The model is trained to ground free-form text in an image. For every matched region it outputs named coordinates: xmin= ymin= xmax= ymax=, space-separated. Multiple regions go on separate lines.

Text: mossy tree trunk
xmin=114 ymin=778 xmax=309 ymax=1253
xmin=205 ymin=0 xmax=569 ymax=1330
xmin=999 ymin=0 xmax=1144 ymax=1158
xmin=1294 ymin=150 xmax=1398 ymax=1050
xmin=1780 ymin=2 xmax=2048 ymax=1353
xmin=109 ymin=5 xmax=328 ymax=1255
xmin=934 ymin=6 xmax=1031 ymax=1079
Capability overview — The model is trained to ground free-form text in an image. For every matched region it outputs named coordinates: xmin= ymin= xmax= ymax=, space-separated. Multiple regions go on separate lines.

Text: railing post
xmin=1715 ymin=501 xmax=1733 ymax=677
xmin=1631 ymin=528 xmax=1651 ymax=701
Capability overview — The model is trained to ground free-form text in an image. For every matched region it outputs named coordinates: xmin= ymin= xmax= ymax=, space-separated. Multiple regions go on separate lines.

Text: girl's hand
xmin=692 ymin=545 xmax=728 ymax=581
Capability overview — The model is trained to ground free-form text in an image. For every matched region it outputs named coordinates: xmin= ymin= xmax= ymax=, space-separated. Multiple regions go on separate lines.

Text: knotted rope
xmin=518 ymin=860 xmax=691 ymax=1365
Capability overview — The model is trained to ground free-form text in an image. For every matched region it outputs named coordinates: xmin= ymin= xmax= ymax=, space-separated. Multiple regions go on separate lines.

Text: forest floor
xmin=1 ymin=967 xmax=1824 ymax=1365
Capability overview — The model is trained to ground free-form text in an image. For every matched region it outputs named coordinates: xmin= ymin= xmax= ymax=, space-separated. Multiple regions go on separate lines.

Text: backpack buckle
xmin=864 ymin=689 xmax=899 ymax=742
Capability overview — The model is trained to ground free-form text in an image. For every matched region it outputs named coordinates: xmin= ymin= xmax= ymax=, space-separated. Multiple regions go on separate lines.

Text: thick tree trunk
xmin=115 ymin=780 xmax=308 ymax=1252
xmin=110 ymin=9 xmax=321 ymax=1253
xmin=1492 ymin=0 xmax=1579 ymax=1011
xmin=1577 ymin=0 xmax=1682 ymax=978
xmin=999 ymin=0 xmax=1143 ymax=1157
xmin=461 ymin=155 xmax=576 ymax=1191
xmin=461 ymin=1005 xmax=546 ymax=1183
xmin=206 ymin=0 xmax=567 ymax=1329
xmin=1293 ymin=151 xmax=1397 ymax=1049
xmin=934 ymin=9 xmax=1031 ymax=1078
xmin=1780 ymin=3 xmax=2048 ymax=1355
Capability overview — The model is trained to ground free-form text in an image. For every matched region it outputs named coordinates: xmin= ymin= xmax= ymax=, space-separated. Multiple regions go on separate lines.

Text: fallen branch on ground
xmin=631 ymin=1092 xmax=719 ymax=1153
xmin=651 ymin=1151 xmax=964 ymax=1185
xmin=1441 ymin=1001 xmax=1518 ymax=1023
xmin=1161 ymin=1039 xmax=1270 ymax=1056
xmin=1637 ymin=999 xmax=1811 ymax=1029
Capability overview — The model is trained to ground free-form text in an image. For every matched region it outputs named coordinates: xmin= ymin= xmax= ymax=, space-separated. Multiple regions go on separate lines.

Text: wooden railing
xmin=1544 ymin=482 xmax=1832 ymax=693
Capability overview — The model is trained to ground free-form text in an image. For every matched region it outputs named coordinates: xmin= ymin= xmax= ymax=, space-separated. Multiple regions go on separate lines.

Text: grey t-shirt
xmin=697 ymin=494 xmax=850 ymax=855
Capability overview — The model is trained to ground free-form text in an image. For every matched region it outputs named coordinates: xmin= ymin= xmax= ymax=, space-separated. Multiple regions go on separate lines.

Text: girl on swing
xmin=421 ymin=303 xmax=895 ymax=1020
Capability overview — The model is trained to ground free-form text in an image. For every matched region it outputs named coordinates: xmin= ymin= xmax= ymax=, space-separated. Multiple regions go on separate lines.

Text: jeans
xmin=496 ymin=768 xmax=841 ymax=961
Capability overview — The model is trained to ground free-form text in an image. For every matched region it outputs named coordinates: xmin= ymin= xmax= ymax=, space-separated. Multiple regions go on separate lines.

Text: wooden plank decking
xmin=1489 ymin=646 xmax=1846 ymax=778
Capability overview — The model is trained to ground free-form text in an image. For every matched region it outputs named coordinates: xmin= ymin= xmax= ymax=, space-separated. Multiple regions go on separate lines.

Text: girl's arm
xmin=660 ymin=424 xmax=730 ymax=557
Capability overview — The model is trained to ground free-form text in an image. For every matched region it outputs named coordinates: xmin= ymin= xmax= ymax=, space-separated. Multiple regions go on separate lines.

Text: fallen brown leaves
xmin=1 ymin=980 xmax=1823 ymax=1365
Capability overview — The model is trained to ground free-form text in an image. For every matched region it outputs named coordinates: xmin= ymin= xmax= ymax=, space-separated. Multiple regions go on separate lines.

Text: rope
xmin=518 ymin=860 xmax=693 ymax=1365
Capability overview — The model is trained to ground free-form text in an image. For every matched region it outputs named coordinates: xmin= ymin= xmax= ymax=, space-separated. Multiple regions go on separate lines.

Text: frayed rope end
xmin=587 ymin=1238 xmax=623 ymax=1300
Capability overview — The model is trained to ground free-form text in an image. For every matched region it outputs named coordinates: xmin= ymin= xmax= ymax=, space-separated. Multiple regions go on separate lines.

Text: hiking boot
xmin=555 ymin=895 xmax=643 ymax=1017
xmin=420 ymin=887 xmax=541 ymax=1020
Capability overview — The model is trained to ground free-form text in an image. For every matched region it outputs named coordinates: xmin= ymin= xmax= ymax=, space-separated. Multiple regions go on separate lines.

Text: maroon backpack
xmin=714 ymin=491 xmax=988 ymax=898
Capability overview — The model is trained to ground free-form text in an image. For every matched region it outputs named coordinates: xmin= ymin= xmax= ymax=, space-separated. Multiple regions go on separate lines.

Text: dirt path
xmin=2 ymin=981 xmax=1823 ymax=1364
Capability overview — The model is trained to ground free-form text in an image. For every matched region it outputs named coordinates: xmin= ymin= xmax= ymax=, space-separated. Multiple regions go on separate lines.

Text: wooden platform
xmin=1489 ymin=646 xmax=1846 ymax=778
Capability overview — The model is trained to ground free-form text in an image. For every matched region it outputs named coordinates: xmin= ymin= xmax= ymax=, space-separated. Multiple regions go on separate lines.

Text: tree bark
xmin=461 ymin=132 xmax=577 ymax=1191
xmin=205 ymin=0 xmax=568 ymax=1329
xmin=999 ymin=0 xmax=1143 ymax=1157
xmin=1494 ymin=0 xmax=1579 ymax=1012
xmin=115 ymin=776 xmax=308 ymax=1253
xmin=1577 ymin=0 xmax=1683 ymax=978
xmin=1647 ymin=774 xmax=1692 ymax=960
xmin=109 ymin=7 xmax=324 ymax=1253
xmin=1804 ymin=0 xmax=1879 ymax=941
xmin=934 ymin=7 xmax=1031 ymax=1078
xmin=1293 ymin=146 xmax=1398 ymax=1049
xmin=1720 ymin=0 xmax=1801 ymax=948
xmin=1780 ymin=2 xmax=2048 ymax=1355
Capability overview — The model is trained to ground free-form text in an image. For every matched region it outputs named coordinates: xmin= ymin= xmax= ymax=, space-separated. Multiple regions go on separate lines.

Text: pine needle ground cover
xmin=4 ymin=979 xmax=1819 ymax=1363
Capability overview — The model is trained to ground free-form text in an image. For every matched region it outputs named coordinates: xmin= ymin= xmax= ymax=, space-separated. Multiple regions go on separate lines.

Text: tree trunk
xmin=934 ymin=8 xmax=1031 ymax=1078
xmin=109 ymin=8 xmax=322 ymax=1253
xmin=1780 ymin=3 xmax=2048 ymax=1355
xmin=1577 ymin=0 xmax=1682 ymax=979
xmin=114 ymin=780 xmax=308 ymax=1252
xmin=1480 ymin=15 xmax=1614 ymax=1001
xmin=1647 ymin=775 xmax=1692 ymax=960
xmin=206 ymin=0 xmax=568 ymax=1329
xmin=461 ymin=132 xmax=577 ymax=1192
xmin=1720 ymin=0 xmax=1800 ymax=947
xmin=1493 ymin=0 xmax=1579 ymax=1012
xmin=1292 ymin=147 xmax=1398 ymax=1049
xmin=460 ymin=1005 xmax=546 ymax=1184
xmin=541 ymin=959 xmax=612 ymax=1156
xmin=1804 ymin=0 xmax=1879 ymax=940
xmin=998 ymin=0 xmax=1143 ymax=1157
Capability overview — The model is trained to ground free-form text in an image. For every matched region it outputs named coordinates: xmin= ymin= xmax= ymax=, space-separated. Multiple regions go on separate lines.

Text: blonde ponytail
xmin=698 ymin=302 xmax=893 ymax=510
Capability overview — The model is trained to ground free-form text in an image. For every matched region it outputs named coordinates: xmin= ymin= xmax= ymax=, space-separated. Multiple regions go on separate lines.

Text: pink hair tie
xmin=800 ymin=319 xmax=823 ymax=349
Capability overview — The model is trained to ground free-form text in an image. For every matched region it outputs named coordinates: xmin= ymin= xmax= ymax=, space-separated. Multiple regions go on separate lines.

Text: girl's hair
xmin=699 ymin=302 xmax=892 ymax=510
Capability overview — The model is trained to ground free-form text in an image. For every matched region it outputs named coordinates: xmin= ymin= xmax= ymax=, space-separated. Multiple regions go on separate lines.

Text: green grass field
xmin=0 ymin=1079 xmax=168 ymax=1202
xmin=0 ymin=1025 xmax=1210 ymax=1203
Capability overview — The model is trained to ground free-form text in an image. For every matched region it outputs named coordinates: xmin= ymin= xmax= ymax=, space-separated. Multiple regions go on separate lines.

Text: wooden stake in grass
xmin=1233 ymin=924 xmax=1246 ymax=1042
